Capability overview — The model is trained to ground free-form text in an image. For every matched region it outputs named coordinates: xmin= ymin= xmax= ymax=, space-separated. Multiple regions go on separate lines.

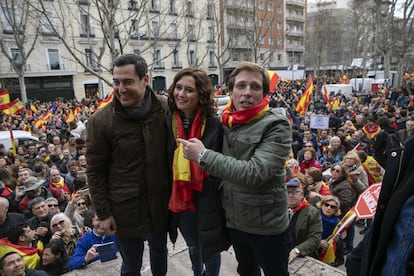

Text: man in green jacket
xmin=178 ymin=62 xmax=292 ymax=276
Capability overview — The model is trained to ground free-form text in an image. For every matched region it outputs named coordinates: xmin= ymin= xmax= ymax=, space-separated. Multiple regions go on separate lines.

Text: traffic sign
xmin=354 ymin=183 xmax=382 ymax=219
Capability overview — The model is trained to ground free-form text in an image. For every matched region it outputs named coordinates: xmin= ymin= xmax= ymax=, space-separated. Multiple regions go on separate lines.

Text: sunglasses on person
xmin=52 ymin=220 xmax=65 ymax=228
xmin=323 ymin=203 xmax=338 ymax=209
xmin=304 ymin=145 xmax=313 ymax=147
xmin=331 ymin=168 xmax=341 ymax=173
xmin=76 ymin=202 xmax=87 ymax=207
xmin=48 ymin=204 xmax=58 ymax=208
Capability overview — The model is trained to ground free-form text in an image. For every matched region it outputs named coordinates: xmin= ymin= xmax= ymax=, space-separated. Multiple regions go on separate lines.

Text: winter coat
xmin=86 ymin=89 xmax=171 ymax=237
xmin=166 ymin=114 xmax=230 ymax=262
xmin=199 ymin=109 xmax=292 ymax=235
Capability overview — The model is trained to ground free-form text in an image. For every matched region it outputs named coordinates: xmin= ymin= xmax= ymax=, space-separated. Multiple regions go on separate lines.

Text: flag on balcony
xmin=97 ymin=91 xmax=115 ymax=109
xmin=0 ymin=89 xmax=11 ymax=110
xmin=268 ymin=71 xmax=280 ymax=93
xmin=64 ymin=109 xmax=75 ymax=123
xmin=3 ymin=99 xmax=25 ymax=115
xmin=295 ymin=75 xmax=313 ymax=114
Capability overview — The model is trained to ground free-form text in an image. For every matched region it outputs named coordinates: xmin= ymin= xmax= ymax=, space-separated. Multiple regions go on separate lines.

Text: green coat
xmin=200 ymin=109 xmax=292 ymax=235
xmin=292 ymin=204 xmax=322 ymax=258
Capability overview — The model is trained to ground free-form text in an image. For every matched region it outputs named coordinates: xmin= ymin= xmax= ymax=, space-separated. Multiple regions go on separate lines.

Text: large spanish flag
xmin=3 ymin=99 xmax=25 ymax=115
xmin=0 ymin=238 xmax=42 ymax=269
xmin=268 ymin=71 xmax=280 ymax=93
xmin=295 ymin=75 xmax=313 ymax=113
xmin=0 ymin=89 xmax=11 ymax=110
xmin=97 ymin=91 xmax=115 ymax=109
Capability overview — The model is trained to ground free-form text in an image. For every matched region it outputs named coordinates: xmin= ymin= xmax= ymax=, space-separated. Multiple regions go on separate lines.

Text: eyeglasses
xmin=331 ymin=168 xmax=341 ymax=173
xmin=323 ymin=203 xmax=338 ymax=209
xmin=344 ymin=157 xmax=355 ymax=160
xmin=304 ymin=145 xmax=313 ymax=147
xmin=51 ymin=220 xmax=65 ymax=228
xmin=287 ymin=190 xmax=303 ymax=196
xmin=76 ymin=202 xmax=87 ymax=207
xmin=48 ymin=204 xmax=58 ymax=208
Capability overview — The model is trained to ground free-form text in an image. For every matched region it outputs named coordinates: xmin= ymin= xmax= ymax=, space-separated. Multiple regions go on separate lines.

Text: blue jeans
xmin=179 ymin=212 xmax=221 ymax=276
xmin=229 ymin=228 xmax=291 ymax=276
xmin=116 ymin=232 xmax=167 ymax=276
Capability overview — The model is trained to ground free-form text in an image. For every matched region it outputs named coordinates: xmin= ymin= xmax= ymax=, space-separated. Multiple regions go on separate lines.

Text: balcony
xmin=226 ymin=23 xmax=254 ymax=32
xmin=78 ymin=0 xmax=90 ymax=5
xmin=208 ymin=63 xmax=218 ymax=68
xmin=47 ymin=63 xmax=65 ymax=71
xmin=286 ymin=13 xmax=305 ymax=23
xmin=153 ymin=62 xmax=165 ymax=70
xmin=225 ymin=1 xmax=254 ymax=13
xmin=286 ymin=30 xmax=304 ymax=37
xmin=286 ymin=0 xmax=305 ymax=8
xmin=171 ymin=61 xmax=182 ymax=69
xmin=286 ymin=44 xmax=304 ymax=52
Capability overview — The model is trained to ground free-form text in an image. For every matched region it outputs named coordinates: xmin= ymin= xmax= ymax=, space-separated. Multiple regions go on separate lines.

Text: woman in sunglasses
xmin=317 ymin=195 xmax=343 ymax=267
xmin=50 ymin=213 xmax=80 ymax=257
xmin=64 ymin=193 xmax=90 ymax=234
xmin=328 ymin=164 xmax=357 ymax=256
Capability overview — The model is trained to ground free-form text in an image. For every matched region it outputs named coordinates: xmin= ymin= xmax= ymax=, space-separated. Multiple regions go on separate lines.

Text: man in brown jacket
xmin=86 ymin=54 xmax=171 ymax=276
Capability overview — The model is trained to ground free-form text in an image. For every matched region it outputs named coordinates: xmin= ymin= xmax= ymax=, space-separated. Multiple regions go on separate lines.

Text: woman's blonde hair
xmin=317 ymin=195 xmax=342 ymax=216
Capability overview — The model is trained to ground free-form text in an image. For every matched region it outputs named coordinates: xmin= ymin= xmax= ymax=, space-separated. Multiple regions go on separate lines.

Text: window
xmin=41 ymin=11 xmax=57 ymax=35
xmin=277 ymin=54 xmax=282 ymax=62
xmin=268 ymin=38 xmax=273 ymax=45
xmin=243 ymin=52 xmax=250 ymax=62
xmin=10 ymin=48 xmax=22 ymax=66
xmin=258 ymin=19 xmax=264 ymax=27
xmin=209 ymin=51 xmax=216 ymax=67
xmin=258 ymin=1 xmax=264 ymax=9
xmin=1 ymin=6 xmax=20 ymax=34
xmin=172 ymin=50 xmax=181 ymax=68
xmin=187 ymin=1 xmax=194 ymax=17
xmin=80 ymin=14 xmax=93 ymax=37
xmin=260 ymin=53 xmax=265 ymax=60
xmin=85 ymin=48 xmax=98 ymax=70
xmin=130 ymin=19 xmax=140 ymax=37
xmin=128 ymin=0 xmax=137 ymax=10
xmin=47 ymin=49 xmax=60 ymax=70
xmin=259 ymin=37 xmax=265 ymax=45
xmin=189 ymin=50 xmax=196 ymax=66
xmin=188 ymin=24 xmax=195 ymax=41
xmin=154 ymin=49 xmax=164 ymax=68
xmin=207 ymin=26 xmax=214 ymax=42
xmin=150 ymin=0 xmax=159 ymax=11
xmin=151 ymin=21 xmax=159 ymax=37
xmin=267 ymin=2 xmax=273 ymax=11
xmin=232 ymin=52 xmax=239 ymax=62
xmin=207 ymin=3 xmax=214 ymax=19
xmin=170 ymin=22 xmax=178 ymax=39
xmin=169 ymin=0 xmax=176 ymax=14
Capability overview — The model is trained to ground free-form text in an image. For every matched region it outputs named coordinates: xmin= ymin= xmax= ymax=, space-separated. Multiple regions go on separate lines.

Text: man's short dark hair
xmin=0 ymin=252 xmax=22 ymax=269
xmin=112 ymin=54 xmax=148 ymax=79
xmin=7 ymin=223 xmax=28 ymax=245
xmin=28 ymin=197 xmax=46 ymax=210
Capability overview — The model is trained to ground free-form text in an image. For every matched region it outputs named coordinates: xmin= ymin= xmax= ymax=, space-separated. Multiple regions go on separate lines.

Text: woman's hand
xmin=320 ymin=239 xmax=329 ymax=251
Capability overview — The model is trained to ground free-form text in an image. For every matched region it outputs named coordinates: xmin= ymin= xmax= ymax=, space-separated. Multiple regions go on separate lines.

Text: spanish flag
xmin=9 ymin=127 xmax=16 ymax=156
xmin=0 ymin=89 xmax=11 ymax=110
xmin=331 ymin=97 xmax=341 ymax=110
xmin=322 ymin=83 xmax=331 ymax=105
xmin=295 ymin=75 xmax=313 ymax=113
xmin=0 ymin=238 xmax=43 ymax=269
xmin=3 ymin=99 xmax=25 ymax=115
xmin=64 ymin=108 xmax=75 ymax=123
xmin=30 ymin=104 xmax=38 ymax=114
xmin=268 ymin=71 xmax=280 ymax=93
xmin=97 ymin=91 xmax=115 ymax=109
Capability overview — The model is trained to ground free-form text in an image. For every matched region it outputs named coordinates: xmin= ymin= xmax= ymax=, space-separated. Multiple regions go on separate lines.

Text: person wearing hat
xmin=287 ymin=175 xmax=322 ymax=264
xmin=15 ymin=177 xmax=52 ymax=218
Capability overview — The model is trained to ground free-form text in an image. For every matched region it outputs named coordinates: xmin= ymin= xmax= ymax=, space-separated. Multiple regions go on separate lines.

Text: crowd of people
xmin=0 ymin=53 xmax=412 ymax=276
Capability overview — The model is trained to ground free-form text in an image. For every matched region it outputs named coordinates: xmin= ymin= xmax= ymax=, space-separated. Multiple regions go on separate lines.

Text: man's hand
xmin=176 ymin=138 xmax=206 ymax=161
xmin=85 ymin=244 xmax=100 ymax=264
xmin=36 ymin=227 xmax=48 ymax=237
xmin=100 ymin=216 xmax=117 ymax=235
xmin=288 ymin=249 xmax=299 ymax=263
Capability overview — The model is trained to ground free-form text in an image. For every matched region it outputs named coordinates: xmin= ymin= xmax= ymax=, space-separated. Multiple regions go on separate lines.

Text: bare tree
xmin=0 ymin=0 xmax=40 ymax=103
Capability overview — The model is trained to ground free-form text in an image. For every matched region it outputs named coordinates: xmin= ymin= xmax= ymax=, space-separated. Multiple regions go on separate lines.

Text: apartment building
xmin=0 ymin=0 xmax=220 ymax=101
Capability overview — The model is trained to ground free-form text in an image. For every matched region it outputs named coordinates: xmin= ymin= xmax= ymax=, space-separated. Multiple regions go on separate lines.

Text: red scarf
xmin=362 ymin=124 xmax=381 ymax=140
xmin=221 ymin=96 xmax=270 ymax=128
xmin=168 ymin=108 xmax=208 ymax=213
xmin=292 ymin=199 xmax=310 ymax=213
xmin=49 ymin=178 xmax=70 ymax=202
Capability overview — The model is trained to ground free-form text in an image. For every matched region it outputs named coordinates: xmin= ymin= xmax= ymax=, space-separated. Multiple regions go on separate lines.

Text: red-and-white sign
xmin=354 ymin=183 xmax=382 ymax=219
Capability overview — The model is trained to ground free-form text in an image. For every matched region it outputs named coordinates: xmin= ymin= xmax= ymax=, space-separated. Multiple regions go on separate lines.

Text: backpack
xmin=385 ymin=132 xmax=402 ymax=153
